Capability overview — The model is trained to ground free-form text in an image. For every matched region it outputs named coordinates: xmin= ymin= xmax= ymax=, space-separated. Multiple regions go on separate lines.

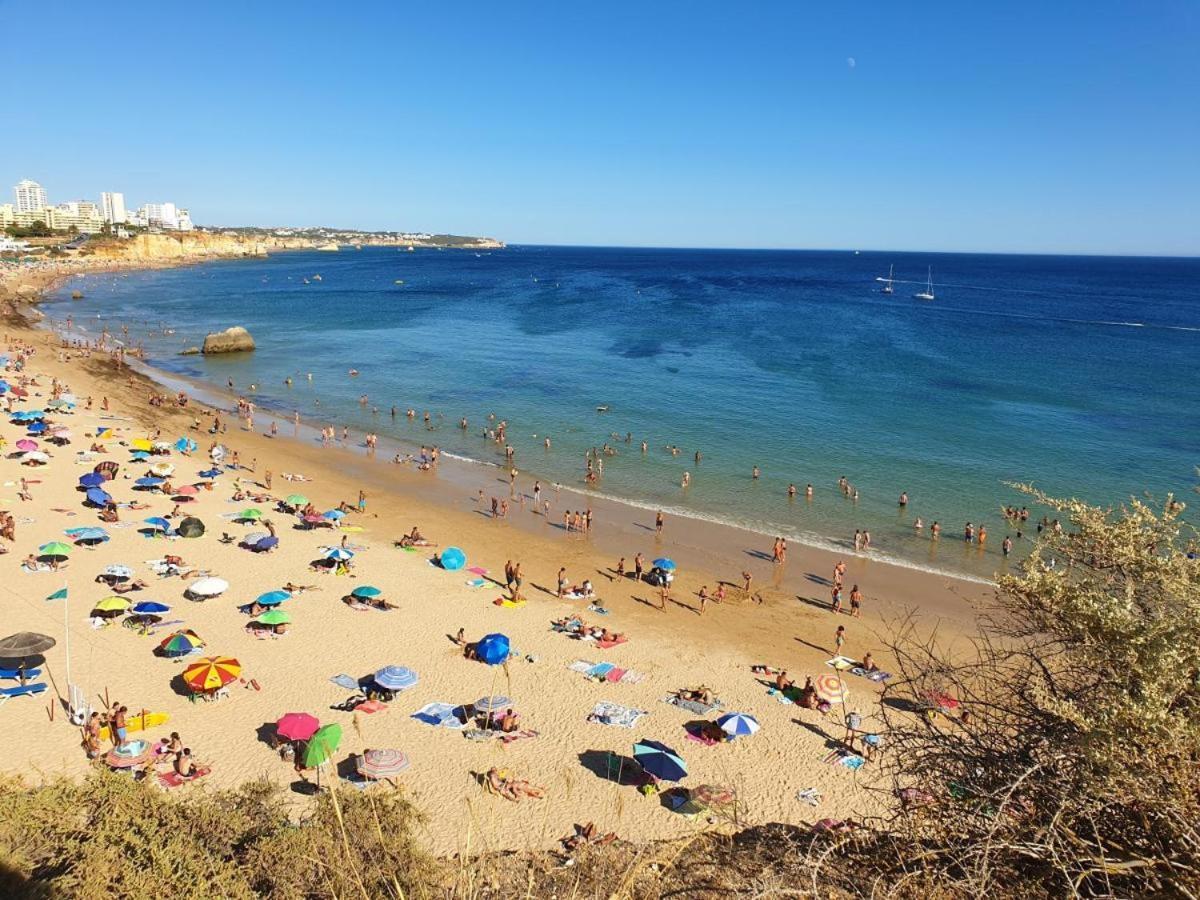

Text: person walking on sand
xmin=658 ymin=582 xmax=670 ymax=611
xmin=834 ymin=625 xmax=846 ymax=655
xmin=616 ymin=557 xmax=625 ymax=580
xmin=698 ymin=585 xmax=709 ymax=615
xmin=849 ymin=584 xmax=863 ymax=617
xmin=655 ymin=510 xmax=664 ymax=535
xmin=742 ymin=570 xmax=753 ymax=594
xmin=557 ymin=567 xmax=568 ymax=600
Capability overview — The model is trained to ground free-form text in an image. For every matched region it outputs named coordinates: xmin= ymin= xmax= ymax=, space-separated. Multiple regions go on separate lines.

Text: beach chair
xmin=0 ymin=667 xmax=42 ymax=681
xmin=68 ymin=683 xmax=90 ymax=725
xmin=0 ymin=682 xmax=48 ymax=704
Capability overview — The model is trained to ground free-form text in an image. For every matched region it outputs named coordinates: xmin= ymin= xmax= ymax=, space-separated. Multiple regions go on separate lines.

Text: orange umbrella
xmin=814 ymin=672 xmax=849 ymax=703
xmin=182 ymin=655 xmax=242 ymax=692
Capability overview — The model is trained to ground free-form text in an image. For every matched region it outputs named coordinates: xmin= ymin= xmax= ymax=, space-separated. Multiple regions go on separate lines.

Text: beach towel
xmin=853 ymin=666 xmax=892 ymax=682
xmin=158 ymin=766 xmax=211 ymax=788
xmin=467 ymin=566 xmax=488 ymax=576
xmin=499 ymin=729 xmax=539 ymax=744
xmin=659 ymin=695 xmax=722 ymax=715
xmin=619 ymin=670 xmax=645 ymax=684
xmin=587 ymin=604 xmax=609 ymax=615
xmin=605 ymin=667 xmax=626 ymax=683
xmin=412 ymin=702 xmax=466 ymax=729
xmin=354 ymin=699 xmax=388 ymax=714
xmin=330 ymin=673 xmax=360 ymax=691
xmin=587 ymin=662 xmax=615 ymax=679
xmin=465 ymin=578 xmax=486 ymax=588
xmin=596 ymin=636 xmax=628 ymax=650
xmin=796 ymin=788 xmax=822 ymax=806
xmin=493 ymin=598 xmax=526 ymax=608
xmin=767 ymin=687 xmax=794 ymax=705
xmin=588 ymin=701 xmax=647 ymax=729
xmin=567 ymin=659 xmax=595 ymax=674
xmin=824 ymin=750 xmax=866 ymax=770
xmin=825 ymin=656 xmax=857 ymax=670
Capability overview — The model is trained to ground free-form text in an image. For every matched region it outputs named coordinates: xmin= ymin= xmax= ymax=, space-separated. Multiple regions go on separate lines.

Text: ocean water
xmin=47 ymin=246 xmax=1200 ymax=578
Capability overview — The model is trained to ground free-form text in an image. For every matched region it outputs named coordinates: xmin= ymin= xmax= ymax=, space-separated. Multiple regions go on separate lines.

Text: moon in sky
xmin=847 ymin=57 xmax=856 ymax=69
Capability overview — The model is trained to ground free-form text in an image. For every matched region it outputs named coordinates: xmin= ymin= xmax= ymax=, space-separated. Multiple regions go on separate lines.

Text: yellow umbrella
xmin=93 ymin=596 xmax=130 ymax=612
xmin=182 ymin=656 xmax=242 ymax=692
xmin=130 ymin=438 xmax=153 ymax=452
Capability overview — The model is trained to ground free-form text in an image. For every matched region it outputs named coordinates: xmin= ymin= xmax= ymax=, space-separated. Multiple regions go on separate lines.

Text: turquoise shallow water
xmin=47 ymin=246 xmax=1200 ymax=578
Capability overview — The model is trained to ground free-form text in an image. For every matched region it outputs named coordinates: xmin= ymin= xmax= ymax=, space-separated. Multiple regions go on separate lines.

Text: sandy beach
xmin=0 ymin=314 xmax=992 ymax=856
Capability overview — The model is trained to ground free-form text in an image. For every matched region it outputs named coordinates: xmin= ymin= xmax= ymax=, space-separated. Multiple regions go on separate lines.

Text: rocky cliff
xmin=202 ymin=326 xmax=256 ymax=354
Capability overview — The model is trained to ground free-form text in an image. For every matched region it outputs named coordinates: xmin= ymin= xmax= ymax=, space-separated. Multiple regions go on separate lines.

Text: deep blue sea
xmin=47 ymin=246 xmax=1200 ymax=579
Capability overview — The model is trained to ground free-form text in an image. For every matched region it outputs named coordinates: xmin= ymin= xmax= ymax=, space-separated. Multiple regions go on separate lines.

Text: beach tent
xmin=439 ymin=547 xmax=466 ymax=571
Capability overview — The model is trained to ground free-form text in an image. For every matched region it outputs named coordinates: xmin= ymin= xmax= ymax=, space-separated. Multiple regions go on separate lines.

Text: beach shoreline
xmin=0 ymin=312 xmax=992 ymax=857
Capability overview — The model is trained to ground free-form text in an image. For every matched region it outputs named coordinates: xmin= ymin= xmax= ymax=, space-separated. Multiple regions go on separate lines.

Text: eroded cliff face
xmin=86 ymin=233 xmax=314 ymax=261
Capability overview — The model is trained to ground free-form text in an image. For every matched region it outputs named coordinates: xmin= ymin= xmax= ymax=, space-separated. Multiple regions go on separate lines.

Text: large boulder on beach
xmin=202 ymin=326 xmax=255 ymax=355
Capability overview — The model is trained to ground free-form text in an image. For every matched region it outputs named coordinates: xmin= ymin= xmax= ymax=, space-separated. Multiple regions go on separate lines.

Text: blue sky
xmin=2 ymin=1 xmax=1197 ymax=254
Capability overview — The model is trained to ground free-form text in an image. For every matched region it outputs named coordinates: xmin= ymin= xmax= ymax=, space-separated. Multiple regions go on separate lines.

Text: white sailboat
xmin=881 ymin=264 xmax=894 ymax=294
xmin=914 ymin=266 xmax=935 ymax=301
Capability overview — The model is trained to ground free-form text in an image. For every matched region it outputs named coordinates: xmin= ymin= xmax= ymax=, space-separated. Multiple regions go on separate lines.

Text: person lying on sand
xmin=109 ymin=578 xmax=148 ymax=594
xmin=486 ymin=767 xmax=544 ymax=801
xmin=283 ymin=582 xmax=318 ymax=594
xmin=562 ymin=822 xmax=617 ymax=852
xmin=678 ymin=686 xmax=714 ymax=706
xmin=395 ymin=527 xmax=435 ymax=548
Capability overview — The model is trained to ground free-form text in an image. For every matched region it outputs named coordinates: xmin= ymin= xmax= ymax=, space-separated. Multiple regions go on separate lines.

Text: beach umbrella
xmin=256 ymin=610 xmax=291 ymax=626
xmin=176 ymin=517 xmax=205 ymax=538
xmin=174 ymin=437 xmax=197 ymax=453
xmin=176 ymin=484 xmax=198 ymax=496
xmin=15 ymin=439 xmax=37 ymax=451
xmin=374 ymin=665 xmax=419 ymax=691
xmin=47 ymin=399 xmax=72 ymax=409
xmin=73 ymin=527 xmax=110 ymax=545
xmin=106 ymin=739 xmax=152 ymax=768
xmin=439 ymin=547 xmax=466 ymax=571
xmin=0 ymin=381 xmax=7 ymax=394
xmin=182 ymin=655 xmax=242 ymax=692
xmin=10 ymin=387 xmax=29 ymax=399
xmin=814 ymin=673 xmax=850 ymax=704
xmin=158 ymin=629 xmax=204 ymax=657
xmin=131 ymin=438 xmax=153 ymax=452
xmin=275 ymin=712 xmax=320 ymax=742
xmin=324 ymin=547 xmax=353 ymax=561
xmin=237 ymin=508 xmax=263 ymax=521
xmin=322 ymin=509 xmax=346 ymax=520
xmin=21 ymin=451 xmax=49 ymax=464
xmin=256 ymin=590 xmax=292 ymax=606
xmin=188 ymin=577 xmax=229 ymax=598
xmin=47 ymin=430 xmax=72 ymax=443
xmin=652 ymin=558 xmax=677 ymax=570
xmin=150 ymin=462 xmax=175 ymax=477
xmin=284 ymin=494 xmax=308 ymax=507
xmin=473 ymin=694 xmax=512 ymax=713
xmin=252 ymin=536 xmax=279 ymax=552
xmin=26 ymin=422 xmax=47 ymax=434
xmin=134 ymin=477 xmax=165 ymax=489
xmin=198 ymin=468 xmax=222 ymax=479
xmin=476 ymin=633 xmax=511 ymax=666
xmin=243 ymin=532 xmax=269 ymax=545
xmin=0 ymin=632 xmax=56 ymax=657
xmin=92 ymin=597 xmax=130 ymax=617
xmin=302 ymin=514 xmax=326 ymax=527
xmin=358 ymin=748 xmax=410 ymax=780
xmin=351 ymin=585 xmax=381 ymax=598
xmin=38 ymin=542 xmax=72 ymax=559
xmin=94 ymin=461 xmax=119 ymax=479
xmin=716 ymin=712 xmax=760 ymax=738
xmin=85 ymin=487 xmax=112 ymax=507
xmin=130 ymin=451 xmax=150 ymax=461
xmin=143 ymin=516 xmax=171 ymax=532
xmin=632 ymin=739 xmax=688 ymax=782
xmin=132 ymin=601 xmax=170 ymax=615
xmin=303 ymin=723 xmax=342 ymax=768
xmin=78 ymin=473 xmax=105 ymax=488
xmin=103 ymin=564 xmax=134 ymax=580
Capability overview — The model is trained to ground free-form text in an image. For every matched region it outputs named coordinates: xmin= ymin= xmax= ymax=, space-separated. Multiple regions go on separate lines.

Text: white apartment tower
xmin=100 ymin=191 xmax=127 ymax=224
xmin=14 ymin=179 xmax=47 ymax=213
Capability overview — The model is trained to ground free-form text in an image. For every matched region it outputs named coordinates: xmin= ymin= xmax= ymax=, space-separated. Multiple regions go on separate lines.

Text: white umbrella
xmin=21 ymin=451 xmax=49 ymax=463
xmin=104 ymin=564 xmax=134 ymax=580
xmin=188 ymin=577 xmax=229 ymax=598
xmin=150 ymin=462 xmax=175 ymax=477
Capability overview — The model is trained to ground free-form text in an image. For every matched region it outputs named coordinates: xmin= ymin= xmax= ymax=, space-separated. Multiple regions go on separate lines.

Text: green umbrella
xmin=285 ymin=494 xmax=309 ymax=507
xmin=38 ymin=542 xmax=73 ymax=557
xmin=256 ymin=610 xmax=292 ymax=626
xmin=303 ymin=723 xmax=342 ymax=768
xmin=237 ymin=508 xmax=264 ymax=520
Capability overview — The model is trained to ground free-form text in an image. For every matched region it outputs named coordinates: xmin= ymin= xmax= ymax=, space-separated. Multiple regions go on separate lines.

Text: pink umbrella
xmin=276 ymin=712 xmax=320 ymax=741
xmin=15 ymin=439 xmax=37 ymax=451
xmin=176 ymin=484 xmax=198 ymax=495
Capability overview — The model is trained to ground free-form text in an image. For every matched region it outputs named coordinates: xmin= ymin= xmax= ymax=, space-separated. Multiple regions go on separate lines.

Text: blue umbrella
xmin=198 ymin=468 xmax=222 ymax=478
xmin=716 ymin=712 xmax=760 ymax=738
xmin=78 ymin=473 xmax=105 ymax=488
xmin=0 ymin=381 xmax=7 ymax=394
xmin=73 ymin=527 xmax=110 ymax=545
xmin=439 ymin=547 xmax=466 ymax=571
xmin=143 ymin=516 xmax=171 ymax=532
xmin=132 ymin=601 xmax=170 ymax=615
xmin=473 ymin=695 xmax=512 ymax=713
xmin=652 ymin=558 xmax=677 ymax=570
xmin=325 ymin=548 xmax=354 ymax=561
xmin=373 ymin=665 xmax=419 ymax=691
xmin=26 ymin=422 xmax=47 ymax=434
xmin=476 ymin=633 xmax=511 ymax=666
xmin=85 ymin=487 xmax=112 ymax=507
xmin=322 ymin=509 xmax=346 ymax=520
xmin=351 ymin=585 xmax=381 ymax=598
xmin=256 ymin=590 xmax=292 ymax=606
xmin=174 ymin=437 xmax=197 ymax=452
xmin=130 ymin=451 xmax=151 ymax=461
xmin=134 ymin=477 xmax=165 ymax=488
xmin=253 ymin=536 xmax=279 ymax=552
xmin=632 ymin=739 xmax=688 ymax=782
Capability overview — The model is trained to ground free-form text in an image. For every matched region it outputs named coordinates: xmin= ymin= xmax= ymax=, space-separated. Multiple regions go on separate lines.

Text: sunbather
xmin=486 ymin=767 xmax=544 ymax=801
xmin=679 ymin=685 xmax=714 ymax=706
xmin=499 ymin=708 xmax=521 ymax=733
xmin=860 ymin=652 xmax=880 ymax=672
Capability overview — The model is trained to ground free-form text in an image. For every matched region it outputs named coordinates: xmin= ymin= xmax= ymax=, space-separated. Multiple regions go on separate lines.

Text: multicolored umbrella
xmin=476 ymin=633 xmax=510 ymax=665
xmin=256 ymin=610 xmax=291 ymax=626
xmin=716 ymin=712 xmax=760 ymax=738
xmin=324 ymin=548 xmax=353 ymax=561
xmin=814 ymin=673 xmax=850 ymax=704
xmin=106 ymin=739 xmax=152 ymax=767
xmin=358 ymin=748 xmax=410 ymax=779
xmin=276 ymin=712 xmax=320 ymax=741
xmin=158 ymin=629 xmax=204 ymax=657
xmin=374 ymin=665 xmax=418 ymax=691
xmin=182 ymin=656 xmax=242 ymax=692
xmin=633 ymin=739 xmax=688 ymax=782
xmin=303 ymin=723 xmax=342 ymax=768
